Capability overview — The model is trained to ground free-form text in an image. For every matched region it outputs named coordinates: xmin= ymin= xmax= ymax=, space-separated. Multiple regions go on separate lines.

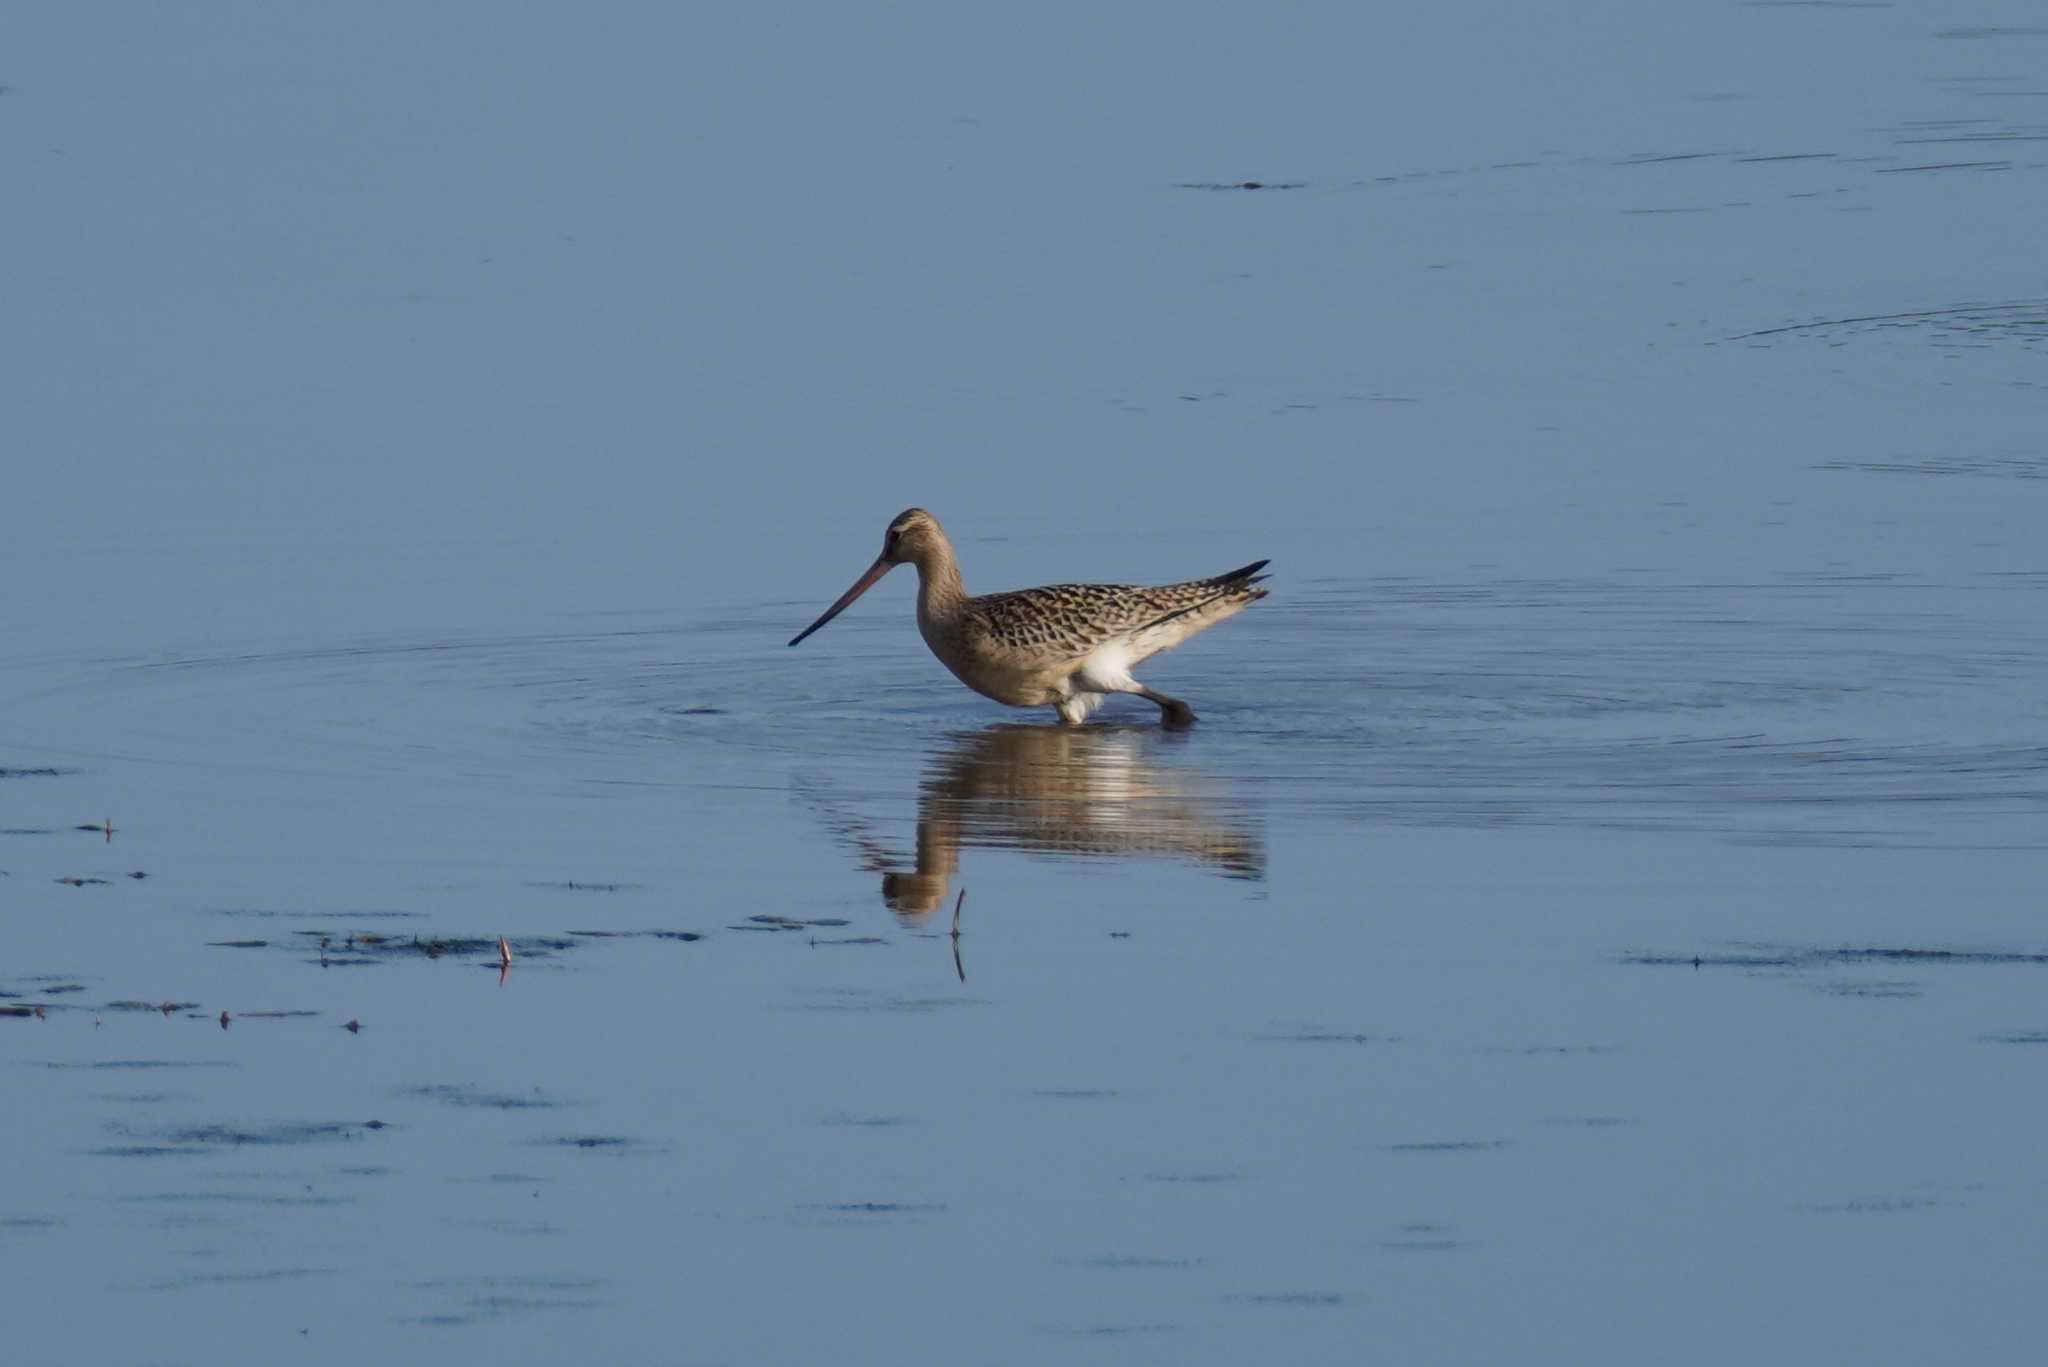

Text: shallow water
xmin=5 ymin=4 xmax=2048 ymax=1365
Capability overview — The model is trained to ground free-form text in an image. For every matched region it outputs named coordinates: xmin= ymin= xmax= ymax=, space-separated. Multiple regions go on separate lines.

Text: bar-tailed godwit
xmin=788 ymin=509 xmax=1267 ymax=726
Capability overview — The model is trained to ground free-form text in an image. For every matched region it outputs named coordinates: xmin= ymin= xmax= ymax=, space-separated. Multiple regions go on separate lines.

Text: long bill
xmin=788 ymin=555 xmax=894 ymax=646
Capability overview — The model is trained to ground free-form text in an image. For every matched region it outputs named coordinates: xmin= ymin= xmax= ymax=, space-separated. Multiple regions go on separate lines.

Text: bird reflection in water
xmin=802 ymin=724 xmax=1264 ymax=925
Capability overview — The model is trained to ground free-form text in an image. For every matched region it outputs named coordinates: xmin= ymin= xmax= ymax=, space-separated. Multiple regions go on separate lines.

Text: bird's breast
xmin=920 ymin=615 xmax=1064 ymax=706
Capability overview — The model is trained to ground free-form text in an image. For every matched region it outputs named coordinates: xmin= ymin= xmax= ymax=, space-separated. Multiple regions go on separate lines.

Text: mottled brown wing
xmin=969 ymin=561 xmax=1269 ymax=665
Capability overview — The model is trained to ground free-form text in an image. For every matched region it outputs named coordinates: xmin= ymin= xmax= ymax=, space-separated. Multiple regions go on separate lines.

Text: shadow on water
xmin=799 ymin=724 xmax=1263 ymax=923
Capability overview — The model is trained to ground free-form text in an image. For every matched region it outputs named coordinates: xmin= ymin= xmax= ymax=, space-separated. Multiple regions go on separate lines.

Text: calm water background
xmin=5 ymin=3 xmax=2047 ymax=1363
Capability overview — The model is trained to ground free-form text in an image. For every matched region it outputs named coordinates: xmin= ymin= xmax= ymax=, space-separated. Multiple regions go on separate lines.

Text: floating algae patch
xmin=1623 ymin=943 xmax=2048 ymax=970
xmin=1815 ymin=978 xmax=1924 ymax=999
xmin=0 ymin=1215 xmax=64 ymax=1231
xmin=563 ymin=929 xmax=706 ymax=942
xmin=1727 ymin=298 xmax=2048 ymax=352
xmin=402 ymin=1275 xmax=607 ymax=1326
xmin=210 ymin=930 xmax=590 ymax=967
xmin=736 ymin=914 xmax=851 ymax=931
xmin=116 ymin=1191 xmax=350 ymax=1208
xmin=1034 ymin=1322 xmax=1180 ymax=1339
xmin=1377 ymin=1223 xmax=1473 ymax=1252
xmin=404 ymin=1084 xmax=567 ymax=1111
xmin=143 ymin=1266 xmax=335 ymax=1292
xmin=537 ymin=1135 xmax=648 ymax=1153
xmin=211 ymin=907 xmax=424 ymax=920
xmin=44 ymin=1060 xmax=235 ymax=1071
xmin=798 ymin=1201 xmax=949 ymax=1219
xmin=93 ymin=1120 xmax=389 ymax=1157
xmin=822 ymin=1112 xmax=910 ymax=1128
xmin=1623 ymin=941 xmax=2048 ymax=1003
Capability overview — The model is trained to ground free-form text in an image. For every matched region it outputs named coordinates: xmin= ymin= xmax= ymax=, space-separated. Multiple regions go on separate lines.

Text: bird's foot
xmin=1160 ymin=701 xmax=1198 ymax=729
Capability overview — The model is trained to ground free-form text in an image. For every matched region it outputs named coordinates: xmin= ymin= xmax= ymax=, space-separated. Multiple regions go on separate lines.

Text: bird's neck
xmin=913 ymin=543 xmax=968 ymax=622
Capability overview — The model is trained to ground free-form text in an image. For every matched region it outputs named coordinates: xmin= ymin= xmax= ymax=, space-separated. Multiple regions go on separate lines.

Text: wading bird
xmin=789 ymin=509 xmax=1267 ymax=726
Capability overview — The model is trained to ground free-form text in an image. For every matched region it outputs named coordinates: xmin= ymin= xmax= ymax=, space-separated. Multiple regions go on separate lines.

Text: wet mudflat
xmin=6 ymin=4 xmax=2048 ymax=1365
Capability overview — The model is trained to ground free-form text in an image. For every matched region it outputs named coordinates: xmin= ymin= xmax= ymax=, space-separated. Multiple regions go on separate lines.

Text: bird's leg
xmin=1134 ymin=686 xmax=1197 ymax=729
xmin=1055 ymin=692 xmax=1102 ymax=725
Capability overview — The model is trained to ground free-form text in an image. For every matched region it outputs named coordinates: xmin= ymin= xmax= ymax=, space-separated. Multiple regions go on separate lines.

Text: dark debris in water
xmin=1624 ymin=943 xmax=2048 ymax=970
xmin=1035 ymin=1322 xmax=1179 ymax=1339
xmin=0 ymin=766 xmax=71 ymax=778
xmin=1804 ymin=1195 xmax=1949 ymax=1215
xmin=1545 ymin=1116 xmax=1635 ymax=1129
xmin=144 ymin=1267 xmax=334 ymax=1292
xmin=1255 ymin=1031 xmax=1381 ymax=1045
xmin=210 ymin=926 xmax=717 ymax=969
xmin=1815 ymin=978 xmax=1923 ymax=999
xmin=93 ymin=1119 xmax=384 ymax=1156
xmin=1724 ymin=299 xmax=2048 ymax=349
xmin=823 ymin=1113 xmax=909 ymax=1128
xmin=44 ymin=1059 xmax=235 ymax=1071
xmin=540 ymin=1135 xmax=644 ymax=1152
xmin=565 ymin=929 xmax=704 ymax=942
xmin=212 ymin=907 xmax=422 ymax=920
xmin=1175 ymin=180 xmax=1305 ymax=191
xmin=402 ymin=1274 xmax=607 ymax=1325
xmin=735 ymin=914 xmax=851 ymax=932
xmin=1935 ymin=25 xmax=2048 ymax=38
xmin=407 ymin=1084 xmax=566 ymax=1111
xmin=116 ymin=1191 xmax=348 ymax=1207
xmin=1378 ymin=1221 xmax=1471 ymax=1252
xmin=798 ymin=991 xmax=979 ymax=1017
xmin=1378 ymin=1236 xmax=1471 ymax=1252
xmin=1815 ymin=453 xmax=2048 ymax=480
